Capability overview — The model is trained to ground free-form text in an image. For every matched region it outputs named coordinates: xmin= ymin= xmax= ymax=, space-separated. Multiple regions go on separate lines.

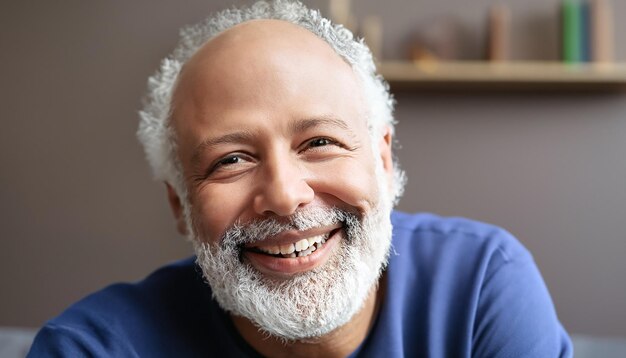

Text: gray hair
xmin=137 ymin=0 xmax=406 ymax=204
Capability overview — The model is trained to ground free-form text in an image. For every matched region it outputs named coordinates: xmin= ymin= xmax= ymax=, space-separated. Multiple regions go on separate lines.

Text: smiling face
xmin=168 ymin=19 xmax=394 ymax=339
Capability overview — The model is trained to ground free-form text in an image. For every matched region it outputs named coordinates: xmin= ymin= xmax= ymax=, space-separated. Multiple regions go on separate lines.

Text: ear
xmin=378 ymin=126 xmax=394 ymax=182
xmin=165 ymin=182 xmax=189 ymax=236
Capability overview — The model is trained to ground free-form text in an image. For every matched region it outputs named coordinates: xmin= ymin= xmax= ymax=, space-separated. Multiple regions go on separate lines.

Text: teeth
xmin=297 ymin=246 xmax=313 ymax=257
xmin=266 ymin=246 xmax=280 ymax=255
xmin=295 ymin=239 xmax=309 ymax=252
xmin=256 ymin=233 xmax=331 ymax=257
xmin=279 ymin=243 xmax=295 ymax=255
xmin=307 ymin=234 xmax=324 ymax=247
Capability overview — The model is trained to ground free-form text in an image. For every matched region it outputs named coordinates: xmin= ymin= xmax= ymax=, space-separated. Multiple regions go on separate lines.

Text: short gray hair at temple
xmin=137 ymin=0 xmax=406 ymax=205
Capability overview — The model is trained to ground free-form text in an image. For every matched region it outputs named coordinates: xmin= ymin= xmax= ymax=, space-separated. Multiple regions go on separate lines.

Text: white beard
xmin=191 ymin=166 xmax=394 ymax=341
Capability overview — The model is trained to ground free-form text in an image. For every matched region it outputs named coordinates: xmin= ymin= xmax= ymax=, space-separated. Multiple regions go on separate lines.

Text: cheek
xmin=308 ymin=158 xmax=380 ymax=213
xmin=190 ymin=183 xmax=250 ymax=244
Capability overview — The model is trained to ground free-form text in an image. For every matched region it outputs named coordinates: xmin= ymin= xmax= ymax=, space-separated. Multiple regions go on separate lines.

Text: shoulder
xmin=28 ymin=257 xmax=212 ymax=357
xmin=385 ymin=211 xmax=573 ymax=357
xmin=59 ymin=256 xmax=203 ymax=320
xmin=390 ymin=211 xmax=531 ymax=273
xmin=392 ymin=211 xmax=520 ymax=245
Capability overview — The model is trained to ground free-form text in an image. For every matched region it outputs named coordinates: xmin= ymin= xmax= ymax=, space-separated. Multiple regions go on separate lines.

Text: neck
xmin=232 ymin=273 xmax=386 ymax=358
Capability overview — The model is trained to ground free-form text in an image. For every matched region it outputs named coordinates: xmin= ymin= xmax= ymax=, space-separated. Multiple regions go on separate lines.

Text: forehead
xmin=170 ymin=19 xmax=368 ymax=157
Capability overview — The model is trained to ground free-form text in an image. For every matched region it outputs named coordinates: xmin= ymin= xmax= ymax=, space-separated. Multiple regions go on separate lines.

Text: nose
xmin=253 ymin=155 xmax=314 ymax=217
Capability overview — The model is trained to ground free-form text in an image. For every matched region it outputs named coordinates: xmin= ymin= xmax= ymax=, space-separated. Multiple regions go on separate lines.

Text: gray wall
xmin=1 ymin=0 xmax=624 ymax=338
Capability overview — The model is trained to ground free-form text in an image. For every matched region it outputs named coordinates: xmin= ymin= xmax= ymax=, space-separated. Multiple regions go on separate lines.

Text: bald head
xmin=171 ymin=19 xmax=364 ymax=128
xmin=189 ymin=19 xmax=341 ymax=65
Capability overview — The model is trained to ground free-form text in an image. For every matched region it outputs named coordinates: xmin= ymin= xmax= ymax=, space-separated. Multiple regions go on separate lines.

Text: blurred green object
xmin=562 ymin=0 xmax=582 ymax=63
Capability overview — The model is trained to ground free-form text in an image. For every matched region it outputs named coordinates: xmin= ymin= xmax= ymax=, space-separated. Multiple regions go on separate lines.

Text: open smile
xmin=242 ymin=226 xmax=343 ymax=277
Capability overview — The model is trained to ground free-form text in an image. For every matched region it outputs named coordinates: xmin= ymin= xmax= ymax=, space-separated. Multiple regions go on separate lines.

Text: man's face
xmin=169 ymin=20 xmax=394 ymax=339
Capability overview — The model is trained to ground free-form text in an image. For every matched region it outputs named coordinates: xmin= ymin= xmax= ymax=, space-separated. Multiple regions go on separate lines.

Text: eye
xmin=298 ymin=137 xmax=351 ymax=159
xmin=307 ymin=137 xmax=335 ymax=148
xmin=217 ymin=155 xmax=242 ymax=166
xmin=206 ymin=153 xmax=252 ymax=177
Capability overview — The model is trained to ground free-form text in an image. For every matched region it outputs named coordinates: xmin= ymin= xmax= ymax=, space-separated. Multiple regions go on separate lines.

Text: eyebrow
xmin=190 ymin=114 xmax=356 ymax=165
xmin=288 ymin=115 xmax=353 ymax=134
xmin=191 ymin=130 xmax=256 ymax=166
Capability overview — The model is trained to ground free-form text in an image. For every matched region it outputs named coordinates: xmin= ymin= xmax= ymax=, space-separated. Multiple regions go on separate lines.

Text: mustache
xmin=218 ymin=207 xmax=358 ymax=249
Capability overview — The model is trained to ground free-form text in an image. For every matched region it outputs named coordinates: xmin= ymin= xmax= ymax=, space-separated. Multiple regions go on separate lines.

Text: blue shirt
xmin=28 ymin=212 xmax=573 ymax=357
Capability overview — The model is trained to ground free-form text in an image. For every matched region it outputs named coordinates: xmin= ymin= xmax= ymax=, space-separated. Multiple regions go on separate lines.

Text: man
xmin=28 ymin=1 xmax=573 ymax=357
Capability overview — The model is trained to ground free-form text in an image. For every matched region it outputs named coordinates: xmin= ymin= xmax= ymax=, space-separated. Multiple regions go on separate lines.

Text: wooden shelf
xmin=378 ymin=61 xmax=626 ymax=92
